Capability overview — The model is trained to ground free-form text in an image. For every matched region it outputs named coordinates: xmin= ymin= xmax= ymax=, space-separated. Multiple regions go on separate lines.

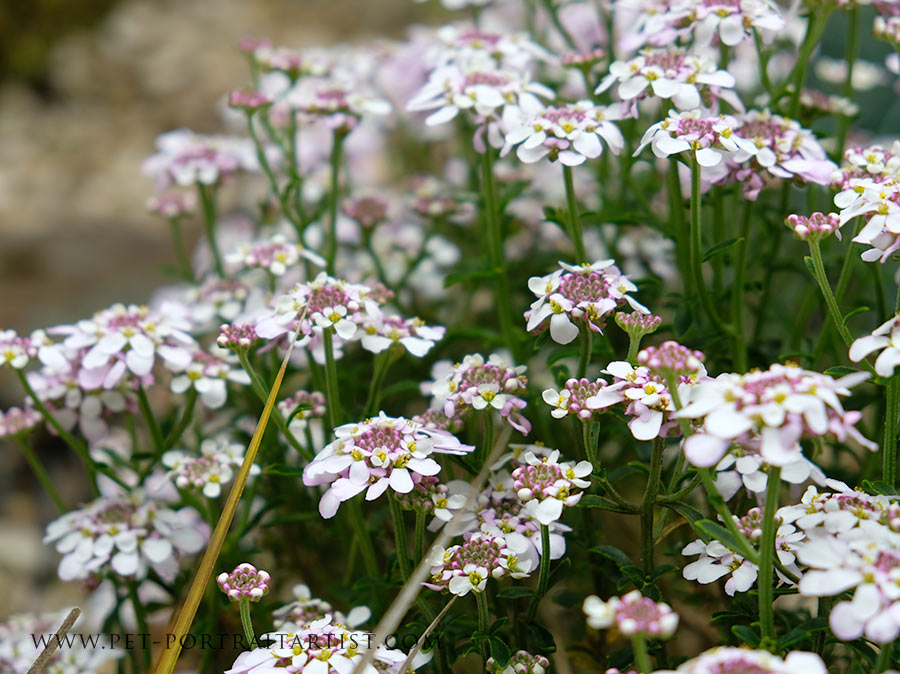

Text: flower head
xmin=487 ymin=651 xmax=549 ymax=674
xmin=302 ymin=414 xmax=473 ymax=518
xmin=525 ymin=260 xmax=647 ymax=344
xmin=426 ymin=532 xmax=533 ymax=596
xmin=512 ymin=449 xmax=592 ymax=525
xmin=850 ymin=314 xmax=900 ymax=377
xmin=583 ymin=590 xmax=679 ymax=637
xmin=218 ymin=563 xmax=271 ymax=602
xmin=785 ymin=212 xmax=841 ymax=241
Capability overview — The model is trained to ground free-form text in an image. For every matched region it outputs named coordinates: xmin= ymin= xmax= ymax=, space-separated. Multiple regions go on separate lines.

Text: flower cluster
xmin=142 ymin=129 xmax=258 ymax=188
xmin=542 ymin=377 xmax=609 ymax=421
xmin=785 ymin=212 xmax=841 ymax=241
xmin=596 ymin=48 xmax=738 ymax=112
xmin=511 ymin=449 xmax=592 ymax=525
xmin=583 ymin=590 xmax=679 ymax=637
xmin=218 ymin=563 xmax=271 ymax=601
xmin=486 ymin=651 xmax=549 ymax=674
xmin=43 ymin=489 xmax=207 ymax=581
xmin=163 ymin=434 xmax=259 ymax=498
xmin=850 ymin=314 xmax=900 ymax=376
xmin=501 ymin=100 xmax=625 ymax=166
xmin=656 ymin=647 xmax=826 ymax=674
xmin=272 ymin=583 xmax=370 ymax=630
xmin=425 ymin=353 xmax=531 ymax=433
xmin=525 ymin=260 xmax=647 ymax=345
xmin=635 ymin=109 xmax=757 ymax=169
xmin=302 ymin=414 xmax=472 ymax=518
xmin=835 ymin=178 xmax=900 ymax=263
xmin=585 ymin=357 xmax=706 ymax=441
xmin=226 ymin=233 xmax=325 ymax=277
xmin=425 ymin=531 xmax=533 ymax=596
xmin=677 ymin=363 xmax=875 ymax=468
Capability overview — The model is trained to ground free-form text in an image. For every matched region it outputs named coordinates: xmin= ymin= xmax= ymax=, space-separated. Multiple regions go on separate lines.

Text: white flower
xmin=850 ymin=314 xmax=900 ymax=377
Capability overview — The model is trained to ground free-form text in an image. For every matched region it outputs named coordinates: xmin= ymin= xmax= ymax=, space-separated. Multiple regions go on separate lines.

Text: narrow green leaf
xmin=702 ymin=237 xmax=743 ymax=262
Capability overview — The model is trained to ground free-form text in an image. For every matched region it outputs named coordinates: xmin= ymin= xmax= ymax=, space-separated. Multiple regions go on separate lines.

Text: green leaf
xmin=578 ymin=495 xmax=635 ymax=513
xmin=497 ymin=587 xmax=536 ymax=599
xmin=546 ymin=348 xmax=580 ymax=366
xmin=803 ymin=256 xmax=815 ymax=277
xmin=862 ymin=479 xmax=898 ymax=496
xmin=489 ymin=637 xmax=511 ymax=667
xmin=662 ymin=501 xmax=707 ymax=534
xmin=731 ymin=624 xmax=760 ymax=647
xmin=695 ymin=519 xmax=754 ymax=558
xmin=548 ymin=557 xmax=572 ymax=589
xmin=823 ymin=365 xmax=860 ymax=378
xmin=488 ymin=617 xmax=508 ymax=635
xmin=522 ymin=620 xmax=557 ymax=653
xmin=843 ymin=305 xmax=869 ymax=325
xmin=590 ymin=545 xmax=634 ymax=570
xmin=264 ymin=463 xmax=304 ymax=477
xmin=702 ymin=237 xmax=743 ymax=262
xmin=776 ymin=617 xmax=828 ymax=651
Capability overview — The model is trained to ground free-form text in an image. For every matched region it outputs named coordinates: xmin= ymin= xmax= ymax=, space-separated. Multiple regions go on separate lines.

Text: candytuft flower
xmin=583 ymin=590 xmax=679 ymax=637
xmin=218 ymin=563 xmax=271 ymax=601
xmin=850 ymin=314 xmax=900 ymax=377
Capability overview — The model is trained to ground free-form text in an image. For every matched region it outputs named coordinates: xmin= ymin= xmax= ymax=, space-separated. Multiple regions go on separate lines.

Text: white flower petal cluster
xmin=677 ymin=363 xmax=875 ymax=468
xmin=43 ymin=489 xmax=207 ymax=582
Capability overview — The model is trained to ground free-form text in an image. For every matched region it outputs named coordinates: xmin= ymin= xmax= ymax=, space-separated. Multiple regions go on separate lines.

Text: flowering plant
xmin=5 ymin=2 xmax=900 ymax=674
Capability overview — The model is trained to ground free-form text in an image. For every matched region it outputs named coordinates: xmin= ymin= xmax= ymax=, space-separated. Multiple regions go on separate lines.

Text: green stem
xmin=235 ymin=351 xmax=311 ymax=459
xmin=482 ymin=414 xmax=495 ymax=467
xmin=13 ymin=436 xmax=67 ymax=513
xmin=414 ymin=508 xmax=426 ymax=562
xmin=363 ymin=350 xmax=391 ymax=418
xmin=247 ymin=113 xmax=302 ymax=235
xmin=640 ymin=438 xmax=665 ymax=576
xmin=875 ymin=641 xmax=893 ymax=673
xmin=632 ymin=634 xmax=652 ymax=674
xmin=164 ymin=389 xmax=197 ymax=450
xmin=197 ymin=184 xmax=224 ymax=277
xmin=667 ymin=158 xmax=692 ymax=297
xmin=884 ymin=378 xmax=900 ymax=487
xmin=786 ymin=10 xmax=832 ymax=116
xmin=322 ymin=329 xmax=342 ymax=429
xmin=690 ymin=156 xmax=731 ymax=335
xmin=577 ymin=327 xmax=592 ymax=378
xmin=626 ymin=333 xmax=642 ymax=365
xmin=17 ymin=370 xmax=98 ymax=493
xmin=481 ymin=147 xmax=517 ymax=357
xmin=807 ymin=239 xmax=855 ymax=349
xmin=732 ymin=200 xmax=752 ymax=372
xmin=168 ymin=218 xmax=194 ymax=282
xmin=541 ymin=0 xmax=578 ymax=49
xmin=812 ymin=231 xmax=857 ymax=365
xmin=666 ymin=376 xmax=759 ymax=564
xmin=582 ymin=421 xmax=597 ymax=465
xmin=528 ymin=524 xmax=552 ymax=620
xmin=475 ymin=589 xmax=491 ymax=662
xmin=835 ymin=8 xmax=859 ymax=159
xmin=136 ymin=386 xmax=165 ymax=458
xmin=348 ymin=498 xmax=379 ymax=577
xmin=325 ymin=132 xmax=346 ymax=275
xmin=563 ymin=165 xmax=586 ymax=263
xmin=389 ymin=491 xmax=411 ymax=579
xmin=128 ymin=580 xmax=152 ymax=671
xmin=239 ymin=598 xmax=256 ymax=649
xmin=758 ymin=466 xmax=781 ymax=645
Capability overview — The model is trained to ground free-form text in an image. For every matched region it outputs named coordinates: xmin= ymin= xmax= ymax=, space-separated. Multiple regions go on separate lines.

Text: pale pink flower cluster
xmin=394 ymin=476 xmax=467 ymax=525
xmin=47 ymin=302 xmax=195 ymax=391
xmin=511 ymin=449 xmax=592 ymax=525
xmin=0 ymin=610 xmax=121 ymax=674
xmin=875 ymin=15 xmax=900 ymax=47
xmin=831 ymin=141 xmax=900 ymax=191
xmin=525 ymin=260 xmax=648 ymax=345
xmin=635 ymin=109 xmax=758 ymax=169
xmin=682 ymin=509 xmax=802 ymax=596
xmin=501 ymin=99 xmax=625 ymax=166
xmin=272 ymin=583 xmax=370 ymax=630
xmin=287 ymin=76 xmax=391 ymax=133
xmin=302 ymin=413 xmax=473 ymax=518
xmin=596 ymin=48 xmax=739 ymax=113
xmin=835 ymin=178 xmax=900 ymax=262
xmin=43 ymin=489 xmax=207 ymax=582
xmin=713 ymin=445 xmax=826 ymax=500
xmin=169 ymin=347 xmax=251 ymax=409
xmin=542 ymin=377 xmax=609 ymax=421
xmin=850 ymin=314 xmax=900 ymax=377
xmin=146 ymin=190 xmax=197 ymax=218
xmin=218 ymin=563 xmax=271 ymax=602
xmin=185 ymin=277 xmax=252 ymax=330
xmin=619 ymin=0 xmax=785 ymax=49
xmin=142 ymin=128 xmax=259 ymax=189
xmin=226 ymin=615 xmax=420 ymax=674
xmin=676 ymin=364 xmax=875 ymax=468
xmin=425 ymin=353 xmax=531 ymax=433
xmin=651 ymin=647 xmax=825 ymax=674
xmin=225 ymin=234 xmax=326 ymax=277
xmin=586 ymin=358 xmax=707 ymax=441
xmin=719 ymin=110 xmax=836 ymax=200
xmin=425 ymin=531 xmax=533 ymax=596
xmin=355 ymin=307 xmax=446 ymax=358
xmin=583 ymin=590 xmax=679 ymax=637
xmin=785 ymin=212 xmax=841 ymax=241
xmin=487 ymin=651 xmax=549 ymax=674
xmin=0 ymin=405 xmax=40 ymax=439
xmin=163 ymin=434 xmax=259 ymax=498
xmin=775 ymin=483 xmax=900 ymax=642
